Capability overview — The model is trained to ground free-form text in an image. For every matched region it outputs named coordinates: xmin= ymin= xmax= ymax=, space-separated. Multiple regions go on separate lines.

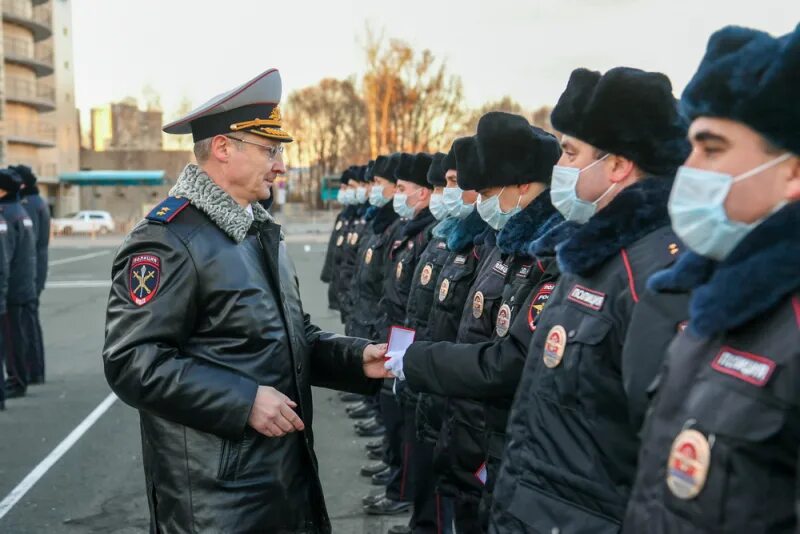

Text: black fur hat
xmin=454 ymin=136 xmax=483 ymax=190
xmin=427 ymin=152 xmax=447 ymax=187
xmin=459 ymin=112 xmax=561 ymax=190
xmin=10 ymin=164 xmax=36 ymax=188
xmin=551 ymin=67 xmax=690 ymax=176
xmin=364 ymin=160 xmax=376 ymax=181
xmin=373 ymin=154 xmax=397 ymax=183
xmin=340 ymin=166 xmax=358 ymax=185
xmin=682 ymin=24 xmax=800 ymax=155
xmin=442 ymin=143 xmax=457 ymax=173
xmin=400 ymin=152 xmax=433 ymax=189
xmin=355 ymin=165 xmax=369 ymax=184
xmin=0 ymin=168 xmax=22 ymax=194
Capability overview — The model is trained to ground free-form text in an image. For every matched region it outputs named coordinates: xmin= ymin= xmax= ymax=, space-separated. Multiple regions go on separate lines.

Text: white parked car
xmin=52 ymin=211 xmax=115 ymax=235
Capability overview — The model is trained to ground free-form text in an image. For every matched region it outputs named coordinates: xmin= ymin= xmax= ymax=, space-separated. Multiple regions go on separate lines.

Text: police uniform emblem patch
xmin=666 ymin=429 xmax=711 ymax=500
xmin=365 ymin=248 xmax=374 ymax=264
xmin=0 ymin=221 xmax=7 ymax=233
xmin=543 ymin=325 xmax=567 ymax=368
xmin=22 ymin=217 xmax=33 ymax=228
xmin=472 ymin=291 xmax=484 ymax=319
xmin=529 ymin=283 xmax=556 ymax=331
xmin=438 ymin=278 xmax=450 ymax=302
xmin=350 ymin=232 xmax=359 ymax=246
xmin=420 ymin=264 xmax=433 ymax=286
xmin=335 ymin=220 xmax=343 ymax=231
xmin=336 ymin=235 xmax=345 ymax=247
xmin=495 ymin=304 xmax=512 ymax=337
xmin=129 ymin=254 xmax=161 ymax=306
xmin=396 ymin=261 xmax=404 ymax=280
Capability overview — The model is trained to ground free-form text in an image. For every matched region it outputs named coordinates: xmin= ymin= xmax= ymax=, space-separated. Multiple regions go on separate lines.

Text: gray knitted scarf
xmin=169 ymin=164 xmax=274 ymax=243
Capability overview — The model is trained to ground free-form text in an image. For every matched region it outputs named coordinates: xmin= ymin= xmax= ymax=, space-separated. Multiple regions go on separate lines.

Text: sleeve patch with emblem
xmin=129 ymin=254 xmax=162 ymax=306
xmin=529 ymin=282 xmax=556 ymax=331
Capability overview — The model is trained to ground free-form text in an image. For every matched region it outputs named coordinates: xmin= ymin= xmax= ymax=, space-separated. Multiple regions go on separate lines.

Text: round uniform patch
xmin=336 ymin=235 xmax=344 ymax=247
xmin=365 ymin=248 xmax=374 ymax=265
xmin=129 ymin=254 xmax=161 ymax=307
xmin=420 ymin=264 xmax=433 ymax=286
xmin=396 ymin=261 xmax=404 ymax=280
xmin=667 ymin=429 xmax=711 ymax=500
xmin=335 ymin=220 xmax=343 ymax=231
xmin=495 ymin=303 xmax=512 ymax=337
xmin=350 ymin=233 xmax=359 ymax=246
xmin=543 ymin=325 xmax=567 ymax=368
xmin=438 ymin=278 xmax=450 ymax=302
xmin=472 ymin=291 xmax=484 ymax=319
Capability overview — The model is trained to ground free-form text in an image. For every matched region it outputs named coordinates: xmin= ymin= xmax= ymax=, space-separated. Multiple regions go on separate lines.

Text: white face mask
xmin=355 ymin=186 xmax=368 ymax=204
xmin=393 ymin=188 xmax=421 ymax=218
xmin=369 ymin=185 xmax=390 ymax=207
xmin=442 ymin=186 xmax=475 ymax=219
xmin=429 ymin=193 xmax=448 ymax=220
xmin=476 ymin=187 xmax=522 ymax=230
xmin=550 ymin=154 xmax=613 ymax=223
xmin=669 ymin=153 xmax=792 ymax=261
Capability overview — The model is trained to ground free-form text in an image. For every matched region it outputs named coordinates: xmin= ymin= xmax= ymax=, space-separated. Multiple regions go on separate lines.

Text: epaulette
xmin=146 ymin=196 xmax=190 ymax=224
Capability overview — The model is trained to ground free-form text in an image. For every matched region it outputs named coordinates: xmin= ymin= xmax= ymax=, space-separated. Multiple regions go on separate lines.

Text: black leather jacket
xmin=103 ymin=185 xmax=379 ymax=534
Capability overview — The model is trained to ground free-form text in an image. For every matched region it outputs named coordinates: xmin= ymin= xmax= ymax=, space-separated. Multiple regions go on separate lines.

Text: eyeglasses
xmin=225 ymin=135 xmax=284 ymax=161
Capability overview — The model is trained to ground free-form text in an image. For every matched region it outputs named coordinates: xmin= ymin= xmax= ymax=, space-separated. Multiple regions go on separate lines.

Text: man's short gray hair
xmin=193 ymin=138 xmax=214 ymax=163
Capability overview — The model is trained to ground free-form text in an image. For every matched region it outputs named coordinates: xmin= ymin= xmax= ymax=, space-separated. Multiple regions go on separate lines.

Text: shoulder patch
xmin=146 ymin=196 xmax=190 ymax=224
xmin=129 ymin=254 xmax=161 ymax=306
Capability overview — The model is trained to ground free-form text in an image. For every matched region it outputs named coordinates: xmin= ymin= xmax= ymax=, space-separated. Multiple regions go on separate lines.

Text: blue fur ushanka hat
xmin=427 ymin=152 xmax=447 ymax=187
xmin=457 ymin=112 xmax=561 ymax=191
xmin=551 ymin=67 xmax=690 ymax=176
xmin=682 ymin=24 xmax=800 ymax=155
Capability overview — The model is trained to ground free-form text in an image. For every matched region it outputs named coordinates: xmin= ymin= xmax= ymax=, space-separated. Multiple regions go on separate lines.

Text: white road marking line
xmin=48 ymin=250 xmax=109 ymax=267
xmin=0 ymin=393 xmax=118 ymax=520
xmin=45 ymin=280 xmax=111 ymax=289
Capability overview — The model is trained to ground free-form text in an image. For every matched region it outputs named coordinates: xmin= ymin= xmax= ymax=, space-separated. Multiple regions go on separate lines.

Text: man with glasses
xmin=103 ymin=69 xmax=391 ymax=534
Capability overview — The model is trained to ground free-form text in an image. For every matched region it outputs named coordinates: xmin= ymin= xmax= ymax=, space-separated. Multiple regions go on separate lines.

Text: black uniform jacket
xmin=103 ymin=168 xmax=380 ymax=534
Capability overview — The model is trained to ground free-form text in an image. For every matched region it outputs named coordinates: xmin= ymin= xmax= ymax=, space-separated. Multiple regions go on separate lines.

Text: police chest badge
xmin=666 ymin=429 xmax=711 ymax=500
xmin=438 ymin=278 xmax=450 ymax=302
xmin=129 ymin=254 xmax=161 ymax=306
xmin=336 ymin=235 xmax=344 ymax=247
xmin=335 ymin=220 xmax=343 ymax=231
xmin=543 ymin=325 xmax=567 ymax=368
xmin=472 ymin=291 xmax=484 ymax=319
xmin=420 ymin=264 xmax=433 ymax=286
xmin=350 ymin=232 xmax=359 ymax=246
xmin=495 ymin=304 xmax=512 ymax=337
xmin=365 ymin=248 xmax=374 ymax=264
xmin=396 ymin=261 xmax=404 ymax=280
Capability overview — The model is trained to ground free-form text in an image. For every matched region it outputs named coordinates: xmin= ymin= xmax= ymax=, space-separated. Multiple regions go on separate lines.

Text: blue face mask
xmin=477 ymin=187 xmax=521 ymax=230
xmin=669 ymin=153 xmax=792 ymax=261
xmin=429 ymin=193 xmax=448 ymax=220
xmin=355 ymin=186 xmax=368 ymax=204
xmin=550 ymin=154 xmax=614 ymax=224
xmin=443 ymin=186 xmax=474 ymax=219
xmin=393 ymin=190 xmax=419 ymax=219
xmin=340 ymin=189 xmax=356 ymax=205
xmin=369 ymin=185 xmax=390 ymax=207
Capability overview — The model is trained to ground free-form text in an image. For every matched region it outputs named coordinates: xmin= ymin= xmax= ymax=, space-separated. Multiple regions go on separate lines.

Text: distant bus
xmin=320 ymin=176 xmax=341 ymax=202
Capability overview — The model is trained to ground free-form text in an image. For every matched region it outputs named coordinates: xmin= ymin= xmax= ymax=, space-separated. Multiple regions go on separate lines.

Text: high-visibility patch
xmin=529 ymin=283 xmax=556 ymax=331
xmin=495 ymin=304 xmax=512 ymax=337
xmin=129 ymin=254 xmax=161 ymax=306
xmin=711 ymin=347 xmax=775 ymax=387
xmin=567 ymin=284 xmax=606 ymax=311
xmin=420 ymin=264 xmax=433 ymax=286
xmin=666 ymin=429 xmax=710 ymax=500
xmin=472 ymin=291 xmax=485 ymax=319
xmin=438 ymin=278 xmax=450 ymax=302
xmin=543 ymin=325 xmax=567 ymax=368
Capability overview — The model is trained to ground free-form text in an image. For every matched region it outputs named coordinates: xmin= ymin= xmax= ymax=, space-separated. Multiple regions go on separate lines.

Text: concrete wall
xmin=78 ymin=148 xmax=193 ymax=231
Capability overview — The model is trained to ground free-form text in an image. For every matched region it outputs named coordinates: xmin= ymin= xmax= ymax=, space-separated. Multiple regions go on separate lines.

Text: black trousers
xmin=408 ymin=402 xmax=438 ymax=533
xmin=382 ymin=383 xmax=411 ymax=502
xmin=27 ymin=299 xmax=45 ymax=382
xmin=453 ymin=495 xmax=483 ymax=534
xmin=4 ymin=303 xmax=36 ymax=391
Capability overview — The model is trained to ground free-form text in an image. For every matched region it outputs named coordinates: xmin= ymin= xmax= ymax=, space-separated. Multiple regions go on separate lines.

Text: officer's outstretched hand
xmin=248 ymin=385 xmax=305 ymax=438
xmin=363 ymin=344 xmax=393 ymax=379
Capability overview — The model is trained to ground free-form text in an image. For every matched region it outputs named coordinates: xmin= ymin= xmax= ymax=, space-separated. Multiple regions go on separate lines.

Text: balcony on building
xmin=5 ymin=75 xmax=55 ymax=111
xmin=4 ymin=36 xmax=54 ymax=75
xmin=6 ymin=118 xmax=56 ymax=147
xmin=2 ymin=0 xmax=52 ymax=41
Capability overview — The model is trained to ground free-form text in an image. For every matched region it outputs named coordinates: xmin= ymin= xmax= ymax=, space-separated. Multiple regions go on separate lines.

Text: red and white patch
xmin=129 ymin=254 xmax=161 ymax=307
xmin=474 ymin=462 xmax=488 ymax=485
xmin=711 ymin=347 xmax=775 ymax=387
xmin=528 ymin=283 xmax=556 ymax=331
xmin=567 ymin=284 xmax=606 ymax=311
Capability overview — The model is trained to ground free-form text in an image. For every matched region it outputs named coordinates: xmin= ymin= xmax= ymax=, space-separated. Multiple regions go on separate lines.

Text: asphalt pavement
xmin=0 ymin=232 xmax=406 ymax=533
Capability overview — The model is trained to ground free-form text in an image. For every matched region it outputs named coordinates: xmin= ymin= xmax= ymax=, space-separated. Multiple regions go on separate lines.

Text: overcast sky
xmin=72 ymin=0 xmax=799 ymax=121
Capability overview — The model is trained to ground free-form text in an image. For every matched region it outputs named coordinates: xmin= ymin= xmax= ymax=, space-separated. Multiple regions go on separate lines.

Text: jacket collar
xmin=447 ymin=210 xmax=487 ymax=253
xmin=21 ymin=186 xmax=39 ymax=197
xmin=169 ymin=164 xmax=273 ymax=243
xmin=371 ymin=202 xmax=399 ymax=234
xmin=497 ymin=191 xmax=559 ymax=256
xmin=401 ymin=207 xmax=435 ymax=240
xmin=649 ymin=202 xmax=800 ymax=337
xmin=555 ymin=177 xmax=673 ymax=276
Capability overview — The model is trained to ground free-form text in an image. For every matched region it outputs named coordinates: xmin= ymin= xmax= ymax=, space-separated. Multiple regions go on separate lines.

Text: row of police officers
xmin=0 ymin=165 xmax=50 ymax=411
xmin=322 ymin=23 xmax=800 ymax=534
